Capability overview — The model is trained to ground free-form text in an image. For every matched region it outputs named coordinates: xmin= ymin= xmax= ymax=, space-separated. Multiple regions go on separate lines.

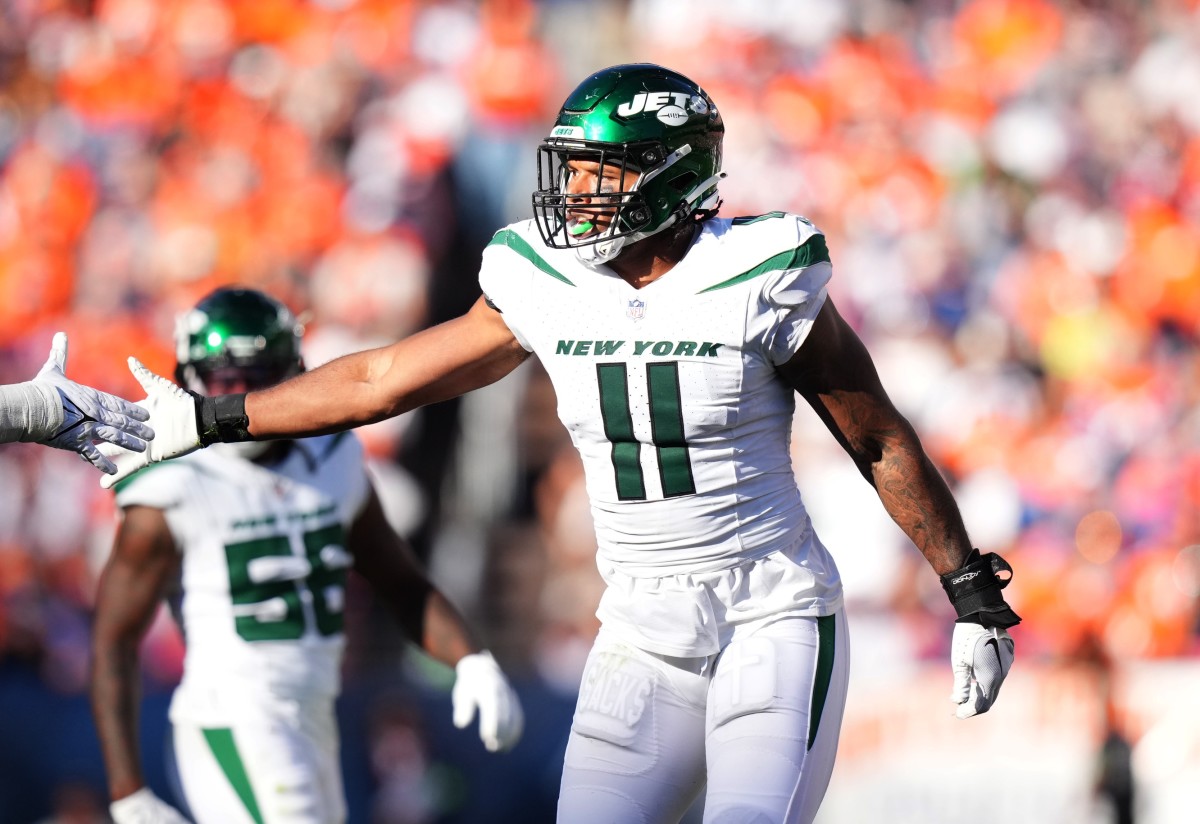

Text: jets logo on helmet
xmin=532 ymin=63 xmax=725 ymax=266
xmin=615 ymin=91 xmax=694 ymax=118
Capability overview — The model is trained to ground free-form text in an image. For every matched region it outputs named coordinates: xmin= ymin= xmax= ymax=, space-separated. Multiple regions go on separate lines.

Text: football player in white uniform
xmin=0 ymin=331 xmax=152 ymax=473
xmin=100 ymin=65 xmax=1020 ymax=824
xmin=90 ymin=288 xmax=523 ymax=824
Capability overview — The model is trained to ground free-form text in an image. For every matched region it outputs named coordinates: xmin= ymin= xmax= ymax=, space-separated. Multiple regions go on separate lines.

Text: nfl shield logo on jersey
xmin=627 ymin=298 xmax=646 ymax=321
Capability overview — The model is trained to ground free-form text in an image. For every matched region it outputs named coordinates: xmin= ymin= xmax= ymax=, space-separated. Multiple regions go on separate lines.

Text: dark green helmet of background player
xmin=532 ymin=63 xmax=725 ymax=264
xmin=174 ymin=287 xmax=304 ymax=394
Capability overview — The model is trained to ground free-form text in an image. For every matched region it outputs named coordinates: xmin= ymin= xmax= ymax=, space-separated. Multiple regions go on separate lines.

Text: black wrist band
xmin=193 ymin=392 xmax=253 ymax=446
xmin=940 ymin=549 xmax=1022 ymax=629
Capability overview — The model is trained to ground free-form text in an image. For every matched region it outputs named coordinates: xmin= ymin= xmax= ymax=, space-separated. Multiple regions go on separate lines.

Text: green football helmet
xmin=174 ymin=287 xmax=303 ymax=394
xmin=532 ymin=63 xmax=724 ymax=264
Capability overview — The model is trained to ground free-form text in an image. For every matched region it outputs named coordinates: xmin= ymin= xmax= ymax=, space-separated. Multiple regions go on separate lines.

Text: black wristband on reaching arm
xmin=940 ymin=549 xmax=1022 ymax=629
xmin=193 ymin=392 xmax=253 ymax=446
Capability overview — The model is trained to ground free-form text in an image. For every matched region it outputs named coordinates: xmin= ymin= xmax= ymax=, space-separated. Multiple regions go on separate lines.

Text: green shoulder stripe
xmin=698 ymin=233 xmax=830 ymax=294
xmin=487 ymin=230 xmax=575 ymax=286
xmin=731 ymin=211 xmax=788 ymax=225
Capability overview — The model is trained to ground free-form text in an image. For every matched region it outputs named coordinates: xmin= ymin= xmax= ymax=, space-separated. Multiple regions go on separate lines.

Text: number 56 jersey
xmin=113 ymin=434 xmax=370 ymax=725
xmin=480 ymin=213 xmax=841 ymax=591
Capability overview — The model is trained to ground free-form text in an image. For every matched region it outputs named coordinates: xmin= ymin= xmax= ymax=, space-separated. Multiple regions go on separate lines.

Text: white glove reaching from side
xmin=951 ymin=622 xmax=1015 ymax=719
xmin=452 ymin=651 xmax=524 ymax=752
xmin=100 ymin=358 xmax=201 ymax=489
xmin=109 ymin=787 xmax=191 ymax=824
xmin=35 ymin=332 xmax=154 ymax=473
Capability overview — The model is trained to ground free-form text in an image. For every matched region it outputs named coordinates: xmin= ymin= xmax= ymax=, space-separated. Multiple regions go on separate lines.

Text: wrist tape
xmin=194 ymin=393 xmax=253 ymax=446
xmin=0 ymin=381 xmax=62 ymax=443
xmin=940 ymin=549 xmax=1022 ymax=629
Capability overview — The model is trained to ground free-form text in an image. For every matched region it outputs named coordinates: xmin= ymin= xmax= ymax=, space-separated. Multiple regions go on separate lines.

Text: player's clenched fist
xmin=950 ymin=623 xmax=1015 ymax=719
xmin=452 ymin=651 xmax=525 ymax=752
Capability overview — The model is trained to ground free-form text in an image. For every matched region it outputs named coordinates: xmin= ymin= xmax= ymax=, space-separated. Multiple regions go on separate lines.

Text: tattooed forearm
xmin=871 ymin=429 xmax=972 ymax=575
xmin=782 ymin=299 xmax=974 ymax=576
xmin=800 ymin=384 xmax=973 ymax=576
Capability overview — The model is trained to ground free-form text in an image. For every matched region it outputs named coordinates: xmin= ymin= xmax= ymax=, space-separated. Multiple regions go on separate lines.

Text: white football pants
xmin=558 ymin=611 xmax=850 ymax=824
xmin=170 ymin=701 xmax=345 ymax=824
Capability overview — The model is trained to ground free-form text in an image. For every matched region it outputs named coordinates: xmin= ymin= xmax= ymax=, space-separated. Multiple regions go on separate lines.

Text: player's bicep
xmin=777 ymin=299 xmax=913 ymax=465
xmin=377 ymin=296 xmax=531 ymax=413
xmin=95 ymin=506 xmax=180 ymax=644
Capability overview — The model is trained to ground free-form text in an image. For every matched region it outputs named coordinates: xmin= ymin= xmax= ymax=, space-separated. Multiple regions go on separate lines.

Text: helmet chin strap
xmin=573 ymin=236 xmax=626 ymax=265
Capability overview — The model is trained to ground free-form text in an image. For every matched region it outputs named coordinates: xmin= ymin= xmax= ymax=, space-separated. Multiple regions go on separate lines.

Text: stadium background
xmin=0 ymin=0 xmax=1197 ymax=821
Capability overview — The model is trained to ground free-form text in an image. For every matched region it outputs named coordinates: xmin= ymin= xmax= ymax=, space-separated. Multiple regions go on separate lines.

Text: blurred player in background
xmin=90 ymin=288 xmax=523 ymax=824
xmin=0 ymin=331 xmax=152 ymax=472
xmin=102 ymin=65 xmax=1020 ymax=824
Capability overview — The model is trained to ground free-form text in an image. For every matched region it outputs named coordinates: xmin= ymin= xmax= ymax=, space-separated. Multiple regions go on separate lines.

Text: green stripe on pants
xmin=202 ymin=727 xmax=264 ymax=824
xmin=807 ymin=614 xmax=836 ymax=751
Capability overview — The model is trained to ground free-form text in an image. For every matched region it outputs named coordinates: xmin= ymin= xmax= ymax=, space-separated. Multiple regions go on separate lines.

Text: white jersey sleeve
xmin=114 ymin=463 xmax=192 ymax=510
xmin=741 ymin=216 xmax=832 ymax=366
xmin=478 ymin=227 xmax=542 ymax=352
xmin=114 ymin=462 xmax=200 ymax=551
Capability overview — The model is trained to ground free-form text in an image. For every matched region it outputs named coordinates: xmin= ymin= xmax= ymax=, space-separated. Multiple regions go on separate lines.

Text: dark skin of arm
xmin=347 ymin=487 xmax=481 ymax=667
xmin=90 ymin=505 xmax=180 ymax=802
xmin=777 ymin=298 xmax=973 ymax=575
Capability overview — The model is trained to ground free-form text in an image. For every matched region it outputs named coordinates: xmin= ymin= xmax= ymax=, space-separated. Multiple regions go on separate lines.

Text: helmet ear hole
xmin=669 ymin=171 xmax=697 ymax=192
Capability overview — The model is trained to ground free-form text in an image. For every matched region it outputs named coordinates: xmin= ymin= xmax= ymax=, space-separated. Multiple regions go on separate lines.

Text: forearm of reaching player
xmin=243 ymin=345 xmax=402 ymax=437
xmin=90 ymin=506 xmax=180 ymax=800
xmin=244 ymin=296 xmax=529 ymax=439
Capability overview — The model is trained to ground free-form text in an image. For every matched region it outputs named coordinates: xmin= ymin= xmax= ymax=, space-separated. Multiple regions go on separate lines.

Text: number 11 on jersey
xmin=596 ymin=362 xmax=696 ymax=501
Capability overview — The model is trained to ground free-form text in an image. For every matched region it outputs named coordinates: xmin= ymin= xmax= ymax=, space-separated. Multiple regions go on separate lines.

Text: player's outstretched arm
xmin=245 ymin=294 xmax=529 ymax=437
xmin=779 ymin=298 xmax=1019 ymax=717
xmin=90 ymin=505 xmax=189 ymax=822
xmin=349 ymin=486 xmax=524 ymax=752
xmin=100 ymin=297 xmax=530 ymax=488
xmin=0 ymin=332 xmax=153 ymax=472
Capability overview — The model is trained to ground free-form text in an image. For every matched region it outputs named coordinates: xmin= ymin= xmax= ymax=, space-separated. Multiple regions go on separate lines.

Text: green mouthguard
xmin=569 ymin=221 xmax=594 ymax=236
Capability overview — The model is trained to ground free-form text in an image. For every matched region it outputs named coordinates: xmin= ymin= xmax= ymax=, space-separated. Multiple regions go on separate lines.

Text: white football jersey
xmin=480 ymin=212 xmax=843 ymax=645
xmin=114 ymin=434 xmax=370 ymax=725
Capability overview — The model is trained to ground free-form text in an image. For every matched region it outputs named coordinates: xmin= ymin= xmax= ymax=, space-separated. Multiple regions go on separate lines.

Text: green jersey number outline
xmin=596 ymin=361 xmax=696 ymax=500
xmin=224 ymin=523 xmax=348 ymax=642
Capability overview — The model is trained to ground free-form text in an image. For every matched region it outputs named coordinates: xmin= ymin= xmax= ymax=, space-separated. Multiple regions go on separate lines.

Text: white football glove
xmin=109 ymin=787 xmax=191 ymax=824
xmin=100 ymin=358 xmax=201 ymax=489
xmin=950 ymin=622 xmax=1015 ymax=719
xmin=452 ymin=651 xmax=524 ymax=752
xmin=34 ymin=332 xmax=154 ymax=474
